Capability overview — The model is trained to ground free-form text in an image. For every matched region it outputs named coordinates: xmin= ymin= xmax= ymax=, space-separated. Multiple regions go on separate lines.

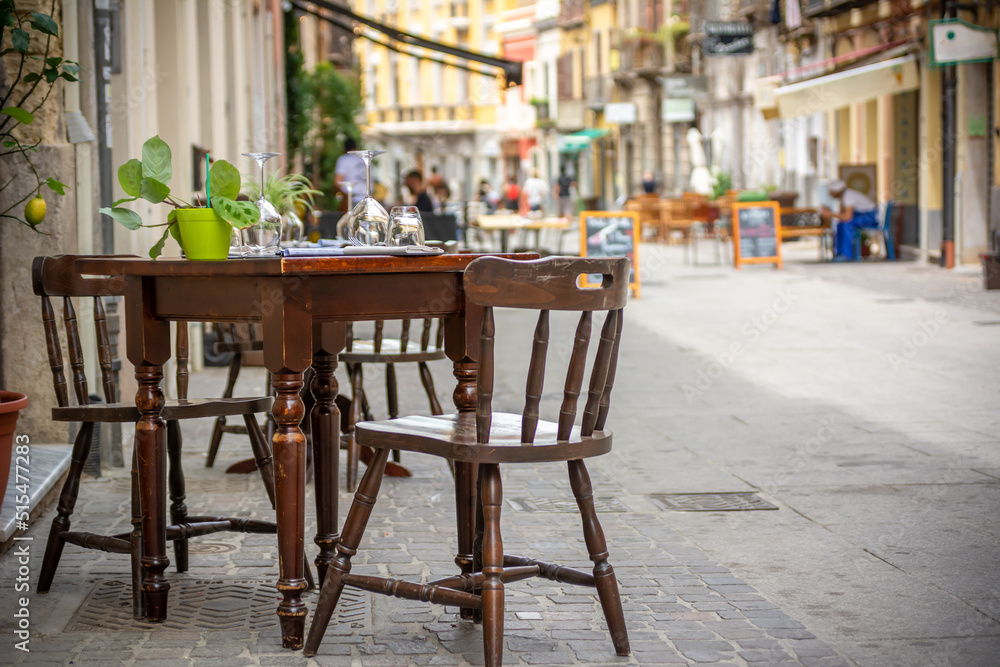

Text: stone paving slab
xmin=0 ymin=355 xmax=848 ymax=665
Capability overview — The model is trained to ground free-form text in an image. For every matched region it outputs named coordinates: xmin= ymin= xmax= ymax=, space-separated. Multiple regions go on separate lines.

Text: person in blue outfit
xmin=820 ymin=180 xmax=878 ymax=261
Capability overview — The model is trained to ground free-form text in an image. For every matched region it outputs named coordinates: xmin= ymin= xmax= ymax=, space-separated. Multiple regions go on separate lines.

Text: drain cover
xmin=648 ymin=492 xmax=778 ymax=512
xmin=506 ymin=497 xmax=628 ymax=513
xmin=65 ymin=578 xmax=369 ymax=632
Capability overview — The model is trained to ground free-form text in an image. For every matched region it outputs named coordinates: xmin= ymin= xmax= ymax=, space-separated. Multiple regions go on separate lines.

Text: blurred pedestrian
xmin=427 ymin=166 xmax=444 ymax=190
xmin=502 ymin=176 xmax=519 ymax=211
xmin=478 ymin=178 xmax=499 ymax=212
xmin=521 ymin=168 xmax=548 ymax=214
xmin=404 ymin=169 xmax=435 ymax=212
xmin=335 ymin=137 xmax=367 ymax=209
xmin=553 ymin=168 xmax=576 ymax=219
xmin=641 ymin=171 xmax=657 ymax=195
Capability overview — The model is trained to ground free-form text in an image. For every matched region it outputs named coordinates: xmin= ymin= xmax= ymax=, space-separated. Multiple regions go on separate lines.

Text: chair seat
xmin=340 ymin=339 xmax=445 ymax=364
xmin=355 ymin=412 xmax=612 ymax=463
xmin=53 ymin=396 xmax=274 ymax=423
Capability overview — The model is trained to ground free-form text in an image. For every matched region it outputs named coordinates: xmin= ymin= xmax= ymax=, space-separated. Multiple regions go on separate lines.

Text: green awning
xmin=557 ymin=128 xmax=609 ymax=153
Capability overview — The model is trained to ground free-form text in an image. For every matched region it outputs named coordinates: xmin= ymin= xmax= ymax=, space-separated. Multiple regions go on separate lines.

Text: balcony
xmin=559 ymin=0 xmax=585 ymax=27
xmin=556 ymin=99 xmax=586 ymax=132
xmin=803 ymin=0 xmax=878 ymax=18
xmin=584 ymin=75 xmax=612 ymax=108
xmin=614 ymin=34 xmax=665 ymax=76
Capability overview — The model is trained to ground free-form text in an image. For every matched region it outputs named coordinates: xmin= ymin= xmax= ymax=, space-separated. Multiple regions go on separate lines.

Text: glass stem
xmin=259 ymin=162 xmax=265 ymax=200
xmin=365 ymin=157 xmax=373 ymax=197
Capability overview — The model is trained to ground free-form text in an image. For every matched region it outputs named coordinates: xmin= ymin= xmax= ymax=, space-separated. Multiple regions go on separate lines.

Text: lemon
xmin=25 ymin=196 xmax=46 ymax=225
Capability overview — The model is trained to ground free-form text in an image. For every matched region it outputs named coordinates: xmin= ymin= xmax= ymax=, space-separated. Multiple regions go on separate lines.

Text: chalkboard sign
xmin=732 ymin=201 xmax=783 ymax=269
xmin=579 ymin=210 xmax=640 ymax=297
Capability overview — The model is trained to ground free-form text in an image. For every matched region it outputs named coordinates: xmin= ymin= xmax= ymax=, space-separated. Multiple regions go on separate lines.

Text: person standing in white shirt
xmin=520 ymin=169 xmax=549 ymax=214
xmin=334 ymin=137 xmax=367 ymax=209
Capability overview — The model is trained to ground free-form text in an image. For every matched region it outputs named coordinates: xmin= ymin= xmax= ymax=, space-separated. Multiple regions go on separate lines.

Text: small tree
xmin=0 ymin=0 xmax=77 ymax=230
xmin=305 ymin=62 xmax=362 ymax=211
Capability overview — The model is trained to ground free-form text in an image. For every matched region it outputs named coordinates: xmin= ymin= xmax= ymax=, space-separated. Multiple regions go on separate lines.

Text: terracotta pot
xmin=0 ymin=391 xmax=29 ymax=512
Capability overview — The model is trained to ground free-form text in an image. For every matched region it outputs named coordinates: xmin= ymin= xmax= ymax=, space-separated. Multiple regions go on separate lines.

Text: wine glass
xmin=347 ymin=150 xmax=389 ymax=246
xmin=388 ymin=206 xmax=424 ymax=246
xmin=335 ymin=181 xmax=359 ymax=240
xmin=241 ymin=151 xmax=282 ymax=256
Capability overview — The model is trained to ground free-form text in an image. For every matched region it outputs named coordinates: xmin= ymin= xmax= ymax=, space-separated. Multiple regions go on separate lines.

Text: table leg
xmin=271 ymin=372 xmax=308 ymax=650
xmin=310 ymin=351 xmax=340 ymax=588
xmin=452 ymin=360 xmax=479 ymax=620
xmin=135 ymin=363 xmax=169 ymax=621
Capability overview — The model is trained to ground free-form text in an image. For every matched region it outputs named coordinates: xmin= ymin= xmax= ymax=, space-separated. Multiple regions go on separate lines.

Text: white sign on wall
xmin=604 ymin=103 xmax=637 ymax=124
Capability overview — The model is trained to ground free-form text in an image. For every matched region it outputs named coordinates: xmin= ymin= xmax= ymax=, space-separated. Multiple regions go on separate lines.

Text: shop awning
xmin=774 ymin=55 xmax=919 ymax=119
xmin=557 ymin=129 xmax=609 ymax=153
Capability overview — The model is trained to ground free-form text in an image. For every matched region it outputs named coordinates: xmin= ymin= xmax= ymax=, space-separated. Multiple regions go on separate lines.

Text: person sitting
xmin=641 ymin=171 xmax=657 ymax=195
xmin=820 ymin=179 xmax=878 ymax=261
xmin=404 ymin=169 xmax=435 ymax=213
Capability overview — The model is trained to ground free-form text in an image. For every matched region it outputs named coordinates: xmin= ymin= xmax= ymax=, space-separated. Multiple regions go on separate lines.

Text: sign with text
xmin=580 ymin=210 xmax=640 ymax=297
xmin=732 ymin=201 xmax=783 ymax=269
xmin=704 ymin=22 xmax=754 ymax=57
xmin=605 ymin=102 xmax=637 ymax=124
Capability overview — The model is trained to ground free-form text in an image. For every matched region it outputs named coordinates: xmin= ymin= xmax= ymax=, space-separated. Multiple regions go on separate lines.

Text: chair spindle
xmin=595 ymin=310 xmax=624 ymax=432
xmin=176 ymin=322 xmax=189 ymax=400
xmin=421 ymin=318 xmax=432 ymax=351
xmin=521 ymin=310 xmax=549 ymax=444
xmin=41 ymin=295 xmax=69 ymax=407
xmin=581 ymin=310 xmax=619 ymax=437
xmin=374 ymin=321 xmax=384 ymax=354
xmin=63 ymin=297 xmax=90 ymax=406
xmin=557 ymin=311 xmax=592 ymax=441
xmin=476 ymin=306 xmax=495 ymax=444
xmin=94 ymin=297 xmax=117 ymax=404
xmin=399 ymin=320 xmax=410 ymax=350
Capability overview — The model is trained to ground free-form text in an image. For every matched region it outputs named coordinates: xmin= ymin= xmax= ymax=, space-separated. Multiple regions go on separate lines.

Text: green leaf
xmin=11 ymin=28 xmax=28 ymax=53
xmin=21 ymin=72 xmax=40 ymax=83
xmin=139 ymin=177 xmax=170 ymax=204
xmin=0 ymin=107 xmax=33 ymax=124
xmin=209 ymin=160 xmax=241 ymax=200
xmin=100 ymin=206 xmax=143 ymax=230
xmin=43 ymin=68 xmax=58 ymax=83
xmin=62 ymin=62 xmax=80 ymax=75
xmin=45 ymin=177 xmax=68 ymax=195
xmin=111 ymin=195 xmax=138 ymax=207
xmin=58 ymin=72 xmax=78 ymax=82
xmin=212 ymin=196 xmax=259 ymax=229
xmin=149 ymin=226 xmax=172 ymax=260
xmin=167 ymin=209 xmax=178 ymax=224
xmin=0 ymin=5 xmax=12 ymax=30
xmin=2 ymin=140 xmax=14 ymax=148
xmin=118 ymin=159 xmax=142 ymax=196
xmin=29 ymin=13 xmax=59 ymax=36
xmin=141 ymin=135 xmax=171 ymax=184
xmin=45 ymin=56 xmax=63 ymax=67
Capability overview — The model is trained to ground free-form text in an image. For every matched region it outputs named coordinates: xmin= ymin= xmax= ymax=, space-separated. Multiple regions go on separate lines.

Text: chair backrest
xmin=463 ymin=256 xmax=630 ymax=445
xmin=345 ymin=318 xmax=444 ymax=353
xmin=32 ymin=255 xmax=190 ymax=407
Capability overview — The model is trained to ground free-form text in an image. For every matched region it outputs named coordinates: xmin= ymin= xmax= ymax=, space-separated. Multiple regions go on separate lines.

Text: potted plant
xmin=244 ymin=172 xmax=321 ymax=245
xmin=100 ymin=135 xmax=259 ymax=259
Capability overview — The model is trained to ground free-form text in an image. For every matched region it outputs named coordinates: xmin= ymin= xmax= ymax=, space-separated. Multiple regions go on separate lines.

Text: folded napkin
xmin=281 ymin=247 xmax=346 ymax=257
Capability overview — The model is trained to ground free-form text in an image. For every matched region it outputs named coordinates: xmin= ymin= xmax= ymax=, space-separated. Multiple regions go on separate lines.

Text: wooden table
xmin=74 ymin=253 xmax=533 ymax=649
xmin=471 ymin=215 xmax=569 ymax=253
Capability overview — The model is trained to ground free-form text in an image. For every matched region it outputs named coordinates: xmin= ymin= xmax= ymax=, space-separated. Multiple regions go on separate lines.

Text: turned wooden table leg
xmin=452 ymin=360 xmax=479 ymax=621
xmin=135 ymin=363 xmax=169 ymax=621
xmin=310 ymin=350 xmax=340 ymax=588
xmin=271 ymin=372 xmax=308 ymax=650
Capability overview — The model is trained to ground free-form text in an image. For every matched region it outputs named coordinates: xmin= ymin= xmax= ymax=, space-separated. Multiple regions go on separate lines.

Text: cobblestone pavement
xmin=0 ymin=321 xmax=849 ymax=665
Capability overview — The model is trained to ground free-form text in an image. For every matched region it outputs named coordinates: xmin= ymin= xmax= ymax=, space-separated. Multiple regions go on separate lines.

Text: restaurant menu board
xmin=732 ymin=201 xmax=783 ymax=269
xmin=580 ymin=210 xmax=640 ymax=297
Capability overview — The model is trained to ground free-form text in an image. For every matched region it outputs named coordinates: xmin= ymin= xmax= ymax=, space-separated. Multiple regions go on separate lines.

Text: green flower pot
xmin=172 ymin=208 xmax=233 ymax=260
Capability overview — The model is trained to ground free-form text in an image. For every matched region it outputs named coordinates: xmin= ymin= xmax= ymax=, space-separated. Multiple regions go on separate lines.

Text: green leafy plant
xmin=1 ymin=0 xmax=77 ymax=230
xmin=305 ymin=62 xmax=362 ymax=211
xmin=245 ymin=172 xmax=321 ymax=217
xmin=100 ymin=135 xmax=258 ymax=258
xmin=711 ymin=171 xmax=732 ymax=201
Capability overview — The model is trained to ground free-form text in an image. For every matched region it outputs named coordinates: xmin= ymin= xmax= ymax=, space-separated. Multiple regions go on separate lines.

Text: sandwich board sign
xmin=732 ymin=201 xmax=783 ymax=269
xmin=580 ymin=210 xmax=640 ymax=297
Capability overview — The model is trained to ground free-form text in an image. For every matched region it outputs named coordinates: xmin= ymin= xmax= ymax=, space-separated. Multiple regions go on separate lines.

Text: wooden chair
xmin=32 ymin=255 xmax=282 ymax=617
xmin=304 ymin=256 xmax=632 ymax=665
xmin=340 ymin=318 xmax=445 ymax=489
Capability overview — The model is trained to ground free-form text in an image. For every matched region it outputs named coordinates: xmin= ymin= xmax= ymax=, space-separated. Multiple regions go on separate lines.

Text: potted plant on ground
xmin=100 ymin=136 xmax=259 ymax=259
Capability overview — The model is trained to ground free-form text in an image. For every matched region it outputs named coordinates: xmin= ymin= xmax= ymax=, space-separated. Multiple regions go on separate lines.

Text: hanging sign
xmin=703 ymin=22 xmax=754 ymax=57
xmin=929 ymin=19 xmax=999 ymax=67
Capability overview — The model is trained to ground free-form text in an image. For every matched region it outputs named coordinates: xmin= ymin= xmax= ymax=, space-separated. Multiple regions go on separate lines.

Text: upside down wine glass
xmin=347 ymin=150 xmax=389 ymax=246
xmin=335 ymin=181 xmax=359 ymax=240
xmin=241 ymin=151 xmax=282 ymax=256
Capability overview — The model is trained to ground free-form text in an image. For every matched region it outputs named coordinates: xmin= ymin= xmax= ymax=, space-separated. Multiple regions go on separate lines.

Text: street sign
xmin=661 ymin=75 xmax=708 ymax=99
xmin=604 ymin=103 xmax=637 ymax=124
xmin=663 ymin=98 xmax=695 ymax=123
xmin=704 ymin=21 xmax=754 ymax=57
xmin=929 ymin=19 xmax=999 ymax=67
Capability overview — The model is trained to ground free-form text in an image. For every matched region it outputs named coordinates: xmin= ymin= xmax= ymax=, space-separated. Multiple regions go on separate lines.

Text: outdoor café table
xmin=472 ymin=214 xmax=570 ymax=253
xmin=73 ymin=252 xmax=534 ymax=649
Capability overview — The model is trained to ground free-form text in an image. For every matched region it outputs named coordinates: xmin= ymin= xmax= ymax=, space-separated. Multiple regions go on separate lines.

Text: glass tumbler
xmin=388 ymin=206 xmax=425 ymax=246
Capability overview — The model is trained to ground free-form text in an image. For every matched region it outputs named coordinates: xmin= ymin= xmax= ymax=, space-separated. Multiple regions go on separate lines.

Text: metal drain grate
xmin=506 ymin=497 xmax=628 ymax=513
xmin=65 ymin=578 xmax=369 ymax=632
xmin=648 ymin=492 xmax=778 ymax=512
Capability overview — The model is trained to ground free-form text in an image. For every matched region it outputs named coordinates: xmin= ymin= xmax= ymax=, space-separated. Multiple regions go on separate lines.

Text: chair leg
xmin=166 ymin=420 xmax=188 ymax=573
xmin=568 ymin=459 xmax=630 ymax=656
xmin=207 ymin=351 xmax=243 ymax=467
xmin=346 ymin=363 xmax=364 ymax=490
xmin=385 ymin=364 xmax=401 ymax=464
xmin=37 ymin=422 xmax=95 ymax=594
xmin=243 ymin=414 xmax=276 ymax=508
xmin=480 ymin=463 xmax=504 ymax=667
xmin=130 ymin=449 xmax=145 ymax=619
xmin=418 ymin=362 xmax=444 ymax=416
xmin=303 ymin=446 xmax=391 ymax=658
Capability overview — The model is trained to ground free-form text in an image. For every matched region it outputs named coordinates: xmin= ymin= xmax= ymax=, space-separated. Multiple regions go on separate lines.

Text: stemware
xmin=241 ymin=151 xmax=282 ymax=256
xmin=388 ymin=206 xmax=424 ymax=246
xmin=347 ymin=150 xmax=389 ymax=246
xmin=335 ymin=181 xmax=359 ymax=240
